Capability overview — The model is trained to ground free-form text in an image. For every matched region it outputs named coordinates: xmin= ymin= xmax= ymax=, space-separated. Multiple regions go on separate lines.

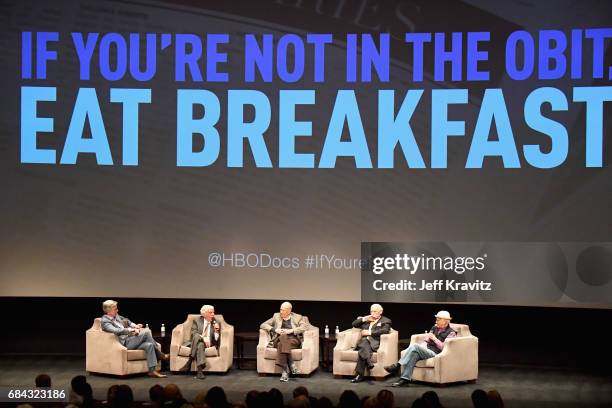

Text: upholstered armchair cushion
xmin=169 ymin=314 xmax=234 ymax=373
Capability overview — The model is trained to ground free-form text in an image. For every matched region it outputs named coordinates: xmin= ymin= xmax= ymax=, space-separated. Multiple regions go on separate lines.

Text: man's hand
xmin=275 ymin=328 xmax=283 ymax=334
xmin=135 ymin=324 xmax=143 ymax=329
xmin=427 ymin=333 xmax=437 ymax=341
xmin=205 ymin=341 xmax=211 ymax=348
xmin=361 ymin=329 xmax=370 ymax=336
xmin=367 ymin=315 xmax=377 ymax=322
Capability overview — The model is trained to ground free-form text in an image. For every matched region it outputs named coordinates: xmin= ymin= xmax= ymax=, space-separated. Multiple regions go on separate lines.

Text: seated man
xmin=350 ymin=303 xmax=392 ymax=383
xmin=386 ymin=310 xmax=457 ymax=387
xmin=100 ymin=300 xmax=168 ymax=378
xmin=260 ymin=301 xmax=309 ymax=382
xmin=179 ymin=304 xmax=222 ymax=379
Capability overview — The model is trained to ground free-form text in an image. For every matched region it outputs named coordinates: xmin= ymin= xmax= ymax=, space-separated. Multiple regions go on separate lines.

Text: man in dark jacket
xmin=386 ymin=310 xmax=457 ymax=387
xmin=350 ymin=303 xmax=392 ymax=383
xmin=179 ymin=304 xmax=222 ymax=379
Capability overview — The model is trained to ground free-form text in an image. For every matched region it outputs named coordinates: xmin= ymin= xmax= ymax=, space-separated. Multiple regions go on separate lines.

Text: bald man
xmin=260 ymin=302 xmax=309 ymax=382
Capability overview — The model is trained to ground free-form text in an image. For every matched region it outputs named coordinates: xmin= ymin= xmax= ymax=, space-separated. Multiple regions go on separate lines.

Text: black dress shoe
xmin=179 ymin=358 xmax=193 ymax=372
xmin=391 ymin=378 xmax=410 ymax=387
xmin=351 ymin=375 xmax=365 ymax=383
xmin=384 ymin=363 xmax=400 ymax=374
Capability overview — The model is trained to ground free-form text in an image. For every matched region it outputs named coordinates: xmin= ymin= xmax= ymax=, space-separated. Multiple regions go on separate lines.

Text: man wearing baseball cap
xmin=385 ymin=310 xmax=457 ymax=387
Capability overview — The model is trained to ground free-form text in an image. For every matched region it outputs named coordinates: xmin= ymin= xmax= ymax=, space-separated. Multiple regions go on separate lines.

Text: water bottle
xmin=161 ymin=323 xmax=166 ymax=337
xmin=335 ymin=325 xmax=340 ymax=336
xmin=324 ymin=325 xmax=329 ymax=337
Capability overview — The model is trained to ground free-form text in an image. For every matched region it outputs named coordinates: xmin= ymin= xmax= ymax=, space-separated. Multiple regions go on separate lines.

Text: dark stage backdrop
xmin=1 ymin=0 xmax=612 ymax=307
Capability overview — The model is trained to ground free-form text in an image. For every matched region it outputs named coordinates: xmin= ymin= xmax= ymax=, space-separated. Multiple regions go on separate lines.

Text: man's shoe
xmin=290 ymin=362 xmax=301 ymax=375
xmin=179 ymin=358 xmax=192 ymax=371
xmin=391 ymin=378 xmax=410 ymax=387
xmin=147 ymin=371 xmax=167 ymax=378
xmin=384 ymin=363 xmax=400 ymax=374
xmin=350 ymin=374 xmax=365 ymax=383
xmin=195 ymin=371 xmax=205 ymax=380
xmin=280 ymin=371 xmax=289 ymax=382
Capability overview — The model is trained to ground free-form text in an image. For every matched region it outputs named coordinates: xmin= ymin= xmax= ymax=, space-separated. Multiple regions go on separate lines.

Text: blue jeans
xmin=398 ymin=343 xmax=436 ymax=380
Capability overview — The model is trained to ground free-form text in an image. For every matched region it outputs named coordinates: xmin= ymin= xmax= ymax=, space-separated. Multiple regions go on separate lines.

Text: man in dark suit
xmin=179 ymin=304 xmax=222 ymax=379
xmin=350 ymin=303 xmax=392 ymax=383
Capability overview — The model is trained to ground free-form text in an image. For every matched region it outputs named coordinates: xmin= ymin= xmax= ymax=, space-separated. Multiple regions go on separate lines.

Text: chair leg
xmin=467 ymin=379 xmax=477 ymax=384
xmin=334 ymin=375 xmax=343 ymax=379
xmin=258 ymin=373 xmax=268 ymax=377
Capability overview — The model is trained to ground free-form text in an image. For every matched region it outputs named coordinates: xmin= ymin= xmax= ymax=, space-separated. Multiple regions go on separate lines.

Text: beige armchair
xmin=403 ymin=323 xmax=478 ymax=384
xmin=85 ymin=318 xmax=161 ymax=376
xmin=333 ymin=328 xmax=398 ymax=379
xmin=256 ymin=317 xmax=319 ymax=375
xmin=170 ymin=314 xmax=234 ymax=373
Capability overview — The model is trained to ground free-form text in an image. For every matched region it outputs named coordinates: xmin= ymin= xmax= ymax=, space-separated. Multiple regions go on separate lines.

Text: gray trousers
xmin=186 ymin=336 xmax=215 ymax=369
xmin=399 ymin=343 xmax=437 ymax=380
xmin=124 ymin=329 xmax=161 ymax=371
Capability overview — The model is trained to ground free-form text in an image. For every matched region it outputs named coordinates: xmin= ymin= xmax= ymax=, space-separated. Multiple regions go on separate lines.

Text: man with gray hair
xmin=100 ymin=300 xmax=168 ymax=378
xmin=179 ymin=304 xmax=221 ymax=379
xmin=349 ymin=303 xmax=392 ymax=383
xmin=260 ymin=301 xmax=309 ymax=382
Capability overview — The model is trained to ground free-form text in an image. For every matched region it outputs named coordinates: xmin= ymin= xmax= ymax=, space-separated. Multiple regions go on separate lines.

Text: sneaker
xmin=391 ymin=378 xmax=410 ymax=387
xmin=290 ymin=362 xmax=301 ymax=375
xmin=280 ymin=371 xmax=289 ymax=382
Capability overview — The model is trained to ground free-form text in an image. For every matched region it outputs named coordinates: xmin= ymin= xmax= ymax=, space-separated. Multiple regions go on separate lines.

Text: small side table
xmin=319 ymin=335 xmax=337 ymax=372
xmin=152 ymin=332 xmax=172 ymax=371
xmin=235 ymin=332 xmax=259 ymax=369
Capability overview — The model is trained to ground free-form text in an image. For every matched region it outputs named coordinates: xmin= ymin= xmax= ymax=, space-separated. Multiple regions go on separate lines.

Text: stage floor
xmin=1 ymin=356 xmax=611 ymax=407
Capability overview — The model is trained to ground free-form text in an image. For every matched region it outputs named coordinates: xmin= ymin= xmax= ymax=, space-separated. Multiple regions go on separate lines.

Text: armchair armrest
xmin=435 ymin=335 xmax=479 ymax=383
xmin=170 ymin=324 xmax=184 ymax=357
xmin=437 ymin=336 xmax=478 ymax=360
xmin=377 ymin=330 xmax=399 ymax=366
xmin=299 ymin=326 xmax=319 ymax=373
xmin=257 ymin=328 xmax=270 ymax=350
xmin=85 ymin=329 xmax=129 ymax=374
xmin=302 ymin=326 xmax=319 ymax=350
xmin=333 ymin=328 xmax=359 ymax=352
xmin=219 ymin=323 xmax=234 ymax=370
